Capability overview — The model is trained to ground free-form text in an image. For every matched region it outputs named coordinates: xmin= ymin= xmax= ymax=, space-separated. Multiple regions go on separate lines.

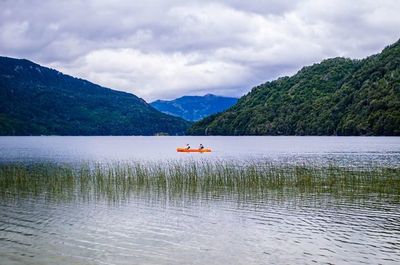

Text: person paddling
xmin=199 ymin=144 xmax=204 ymax=150
xmin=186 ymin=144 xmax=191 ymax=150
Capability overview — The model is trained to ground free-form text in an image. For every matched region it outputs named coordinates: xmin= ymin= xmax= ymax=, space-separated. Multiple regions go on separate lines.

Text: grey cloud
xmin=0 ymin=0 xmax=399 ymax=101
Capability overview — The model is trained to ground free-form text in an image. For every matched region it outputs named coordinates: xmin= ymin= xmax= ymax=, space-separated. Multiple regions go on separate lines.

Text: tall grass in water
xmin=0 ymin=161 xmax=399 ymax=202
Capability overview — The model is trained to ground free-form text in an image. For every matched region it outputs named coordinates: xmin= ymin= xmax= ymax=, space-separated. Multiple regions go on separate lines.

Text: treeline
xmin=188 ymin=39 xmax=400 ymax=136
xmin=0 ymin=57 xmax=190 ymax=135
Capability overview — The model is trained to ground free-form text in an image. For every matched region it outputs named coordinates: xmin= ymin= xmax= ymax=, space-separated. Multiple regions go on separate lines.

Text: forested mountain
xmin=0 ymin=57 xmax=190 ymax=135
xmin=150 ymin=94 xmax=238 ymax=121
xmin=188 ymin=39 xmax=400 ymax=136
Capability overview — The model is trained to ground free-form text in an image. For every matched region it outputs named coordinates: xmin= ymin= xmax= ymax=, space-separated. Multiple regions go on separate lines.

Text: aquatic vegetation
xmin=0 ymin=161 xmax=399 ymax=202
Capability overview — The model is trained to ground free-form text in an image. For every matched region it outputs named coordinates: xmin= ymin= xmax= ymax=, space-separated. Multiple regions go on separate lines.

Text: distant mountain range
xmin=0 ymin=57 xmax=190 ymax=135
xmin=188 ymin=39 xmax=400 ymax=136
xmin=150 ymin=94 xmax=238 ymax=121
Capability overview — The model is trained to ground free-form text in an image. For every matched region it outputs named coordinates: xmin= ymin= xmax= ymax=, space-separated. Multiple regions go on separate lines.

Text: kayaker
xmin=199 ymin=144 xmax=204 ymax=150
xmin=186 ymin=144 xmax=190 ymax=150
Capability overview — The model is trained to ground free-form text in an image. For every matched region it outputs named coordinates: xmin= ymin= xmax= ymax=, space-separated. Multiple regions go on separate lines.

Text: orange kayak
xmin=176 ymin=148 xmax=212 ymax=153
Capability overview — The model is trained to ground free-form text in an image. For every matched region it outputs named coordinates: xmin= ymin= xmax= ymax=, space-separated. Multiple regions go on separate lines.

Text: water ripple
xmin=1 ymin=192 xmax=400 ymax=264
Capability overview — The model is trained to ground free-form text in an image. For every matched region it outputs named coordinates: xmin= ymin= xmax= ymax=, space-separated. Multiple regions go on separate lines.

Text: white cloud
xmin=0 ymin=0 xmax=399 ymax=101
xmin=53 ymin=48 xmax=251 ymax=100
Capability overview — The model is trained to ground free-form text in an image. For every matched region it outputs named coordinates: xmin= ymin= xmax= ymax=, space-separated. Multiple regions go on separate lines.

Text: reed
xmin=0 ymin=161 xmax=399 ymax=202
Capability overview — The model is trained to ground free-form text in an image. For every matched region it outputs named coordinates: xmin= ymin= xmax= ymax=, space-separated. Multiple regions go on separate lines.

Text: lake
xmin=0 ymin=136 xmax=399 ymax=264
xmin=1 ymin=136 xmax=399 ymax=166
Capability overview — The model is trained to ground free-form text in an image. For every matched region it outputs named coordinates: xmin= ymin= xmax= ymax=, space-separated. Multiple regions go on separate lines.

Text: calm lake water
xmin=1 ymin=136 xmax=400 ymax=264
xmin=0 ymin=136 xmax=399 ymax=166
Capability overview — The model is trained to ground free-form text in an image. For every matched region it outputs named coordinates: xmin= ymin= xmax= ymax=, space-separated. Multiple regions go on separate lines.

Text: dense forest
xmin=188 ymin=39 xmax=400 ymax=136
xmin=151 ymin=94 xmax=238 ymax=121
xmin=0 ymin=57 xmax=190 ymax=135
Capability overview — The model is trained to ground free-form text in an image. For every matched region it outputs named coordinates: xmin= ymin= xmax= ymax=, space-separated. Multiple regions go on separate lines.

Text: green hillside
xmin=188 ymin=40 xmax=400 ymax=136
xmin=0 ymin=57 xmax=190 ymax=135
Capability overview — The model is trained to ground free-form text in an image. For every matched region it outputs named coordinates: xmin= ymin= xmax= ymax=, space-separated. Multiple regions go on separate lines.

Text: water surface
xmin=0 ymin=136 xmax=399 ymax=167
xmin=0 ymin=136 xmax=399 ymax=264
xmin=1 ymin=192 xmax=399 ymax=265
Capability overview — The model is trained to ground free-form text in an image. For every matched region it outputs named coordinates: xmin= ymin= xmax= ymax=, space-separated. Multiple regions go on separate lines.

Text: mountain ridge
xmin=150 ymin=94 xmax=238 ymax=121
xmin=0 ymin=56 xmax=190 ymax=135
xmin=187 ymin=39 xmax=400 ymax=136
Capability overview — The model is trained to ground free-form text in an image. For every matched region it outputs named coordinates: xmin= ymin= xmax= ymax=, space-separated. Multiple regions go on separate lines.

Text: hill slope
xmin=188 ymin=40 xmax=400 ymax=136
xmin=150 ymin=94 xmax=238 ymax=121
xmin=0 ymin=57 xmax=190 ymax=135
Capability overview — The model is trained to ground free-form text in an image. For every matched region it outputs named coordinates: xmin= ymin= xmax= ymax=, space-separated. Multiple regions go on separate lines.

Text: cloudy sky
xmin=1 ymin=0 xmax=399 ymax=101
